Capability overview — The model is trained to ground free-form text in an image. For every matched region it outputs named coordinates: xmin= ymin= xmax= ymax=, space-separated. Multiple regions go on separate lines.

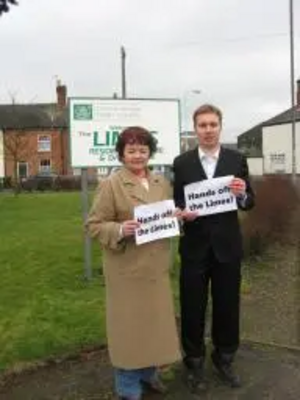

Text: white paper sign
xmin=184 ymin=175 xmax=237 ymax=216
xmin=134 ymin=200 xmax=180 ymax=245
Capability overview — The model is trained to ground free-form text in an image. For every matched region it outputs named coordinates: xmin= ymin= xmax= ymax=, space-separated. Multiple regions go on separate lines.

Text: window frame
xmin=37 ymin=135 xmax=51 ymax=152
xmin=39 ymin=158 xmax=52 ymax=174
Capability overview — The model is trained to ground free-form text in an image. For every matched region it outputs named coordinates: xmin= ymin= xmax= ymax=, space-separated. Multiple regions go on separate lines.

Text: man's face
xmin=194 ymin=112 xmax=221 ymax=150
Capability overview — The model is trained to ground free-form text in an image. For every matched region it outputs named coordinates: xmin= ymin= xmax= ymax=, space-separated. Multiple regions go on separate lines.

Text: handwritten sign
xmin=184 ymin=175 xmax=237 ymax=216
xmin=134 ymin=200 xmax=180 ymax=245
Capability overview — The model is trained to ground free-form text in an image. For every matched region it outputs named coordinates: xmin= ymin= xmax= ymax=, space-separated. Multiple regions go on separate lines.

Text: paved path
xmin=1 ymin=343 xmax=299 ymax=400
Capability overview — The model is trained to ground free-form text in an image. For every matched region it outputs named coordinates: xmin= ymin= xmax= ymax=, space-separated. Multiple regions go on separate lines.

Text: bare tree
xmin=0 ymin=0 xmax=18 ymax=16
xmin=3 ymin=95 xmax=32 ymax=194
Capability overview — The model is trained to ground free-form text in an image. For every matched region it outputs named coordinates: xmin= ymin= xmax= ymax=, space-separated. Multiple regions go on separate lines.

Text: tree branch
xmin=0 ymin=1 xmax=18 ymax=16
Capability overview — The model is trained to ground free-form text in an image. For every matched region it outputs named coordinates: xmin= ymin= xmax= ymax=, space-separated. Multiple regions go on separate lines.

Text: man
xmin=173 ymin=104 xmax=255 ymax=392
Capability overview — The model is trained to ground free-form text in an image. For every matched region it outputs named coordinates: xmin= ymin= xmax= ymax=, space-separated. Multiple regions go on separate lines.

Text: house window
xmin=38 ymin=135 xmax=51 ymax=152
xmin=39 ymin=159 xmax=51 ymax=174
xmin=270 ymin=153 xmax=285 ymax=164
xmin=73 ymin=168 xmax=81 ymax=176
xmin=270 ymin=153 xmax=286 ymax=173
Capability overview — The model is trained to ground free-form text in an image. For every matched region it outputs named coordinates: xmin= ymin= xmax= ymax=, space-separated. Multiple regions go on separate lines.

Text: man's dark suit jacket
xmin=173 ymin=147 xmax=255 ymax=263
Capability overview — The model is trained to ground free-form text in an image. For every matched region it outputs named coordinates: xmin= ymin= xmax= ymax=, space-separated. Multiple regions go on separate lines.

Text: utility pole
xmin=289 ymin=0 xmax=297 ymax=182
xmin=121 ymin=46 xmax=127 ymax=99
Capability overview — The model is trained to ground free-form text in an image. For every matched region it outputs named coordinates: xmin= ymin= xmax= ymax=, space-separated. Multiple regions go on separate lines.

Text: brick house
xmin=0 ymin=82 xmax=70 ymax=180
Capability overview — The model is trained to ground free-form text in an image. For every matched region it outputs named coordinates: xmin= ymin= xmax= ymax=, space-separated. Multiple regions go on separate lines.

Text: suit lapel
xmin=190 ymin=148 xmax=208 ymax=180
xmin=189 ymin=146 xmax=229 ymax=181
xmin=213 ymin=147 xmax=227 ymax=178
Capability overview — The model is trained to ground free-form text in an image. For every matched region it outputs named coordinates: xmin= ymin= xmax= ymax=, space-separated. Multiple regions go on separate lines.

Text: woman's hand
xmin=181 ymin=209 xmax=199 ymax=221
xmin=172 ymin=208 xmax=183 ymax=220
xmin=121 ymin=220 xmax=141 ymax=237
xmin=173 ymin=208 xmax=198 ymax=222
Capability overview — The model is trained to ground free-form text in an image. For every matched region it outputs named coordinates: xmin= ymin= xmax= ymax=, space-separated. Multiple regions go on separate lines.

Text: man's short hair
xmin=193 ymin=104 xmax=223 ymax=125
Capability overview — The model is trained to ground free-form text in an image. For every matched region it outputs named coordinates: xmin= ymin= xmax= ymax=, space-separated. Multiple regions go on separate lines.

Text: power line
xmin=168 ymin=32 xmax=299 ymax=48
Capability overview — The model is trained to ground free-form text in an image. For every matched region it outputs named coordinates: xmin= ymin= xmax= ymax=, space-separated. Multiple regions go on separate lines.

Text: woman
xmin=86 ymin=126 xmax=181 ymax=400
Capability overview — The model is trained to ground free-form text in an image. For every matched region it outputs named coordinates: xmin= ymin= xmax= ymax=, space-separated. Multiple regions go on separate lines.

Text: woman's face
xmin=121 ymin=143 xmax=150 ymax=173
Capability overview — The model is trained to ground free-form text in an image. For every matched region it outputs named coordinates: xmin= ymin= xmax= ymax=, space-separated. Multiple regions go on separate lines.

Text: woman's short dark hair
xmin=115 ymin=126 xmax=158 ymax=160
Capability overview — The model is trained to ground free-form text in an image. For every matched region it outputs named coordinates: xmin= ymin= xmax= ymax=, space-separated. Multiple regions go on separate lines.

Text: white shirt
xmin=198 ymin=145 xmax=247 ymax=205
xmin=198 ymin=146 xmax=220 ymax=179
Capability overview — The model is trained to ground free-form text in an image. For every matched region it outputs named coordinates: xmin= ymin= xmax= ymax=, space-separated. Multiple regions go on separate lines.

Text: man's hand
xmin=229 ymin=178 xmax=246 ymax=197
xmin=180 ymin=209 xmax=199 ymax=221
xmin=172 ymin=208 xmax=184 ymax=219
xmin=121 ymin=220 xmax=140 ymax=237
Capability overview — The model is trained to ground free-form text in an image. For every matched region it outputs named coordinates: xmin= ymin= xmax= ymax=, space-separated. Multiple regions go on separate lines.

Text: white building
xmin=263 ymin=120 xmax=300 ymax=174
xmin=246 ymin=157 xmax=264 ymax=176
xmin=238 ymin=79 xmax=300 ymax=176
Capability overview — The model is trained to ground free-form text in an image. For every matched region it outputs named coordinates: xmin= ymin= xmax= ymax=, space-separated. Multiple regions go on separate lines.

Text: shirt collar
xmin=198 ymin=146 xmax=221 ymax=161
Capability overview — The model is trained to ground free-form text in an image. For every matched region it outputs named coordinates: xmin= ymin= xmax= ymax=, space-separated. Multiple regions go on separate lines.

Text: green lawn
xmin=0 ymin=192 xmax=106 ymax=372
xmin=0 ymin=192 xmax=248 ymax=373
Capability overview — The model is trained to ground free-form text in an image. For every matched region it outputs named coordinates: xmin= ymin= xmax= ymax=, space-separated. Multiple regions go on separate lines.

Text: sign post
xmin=80 ymin=168 xmax=92 ymax=280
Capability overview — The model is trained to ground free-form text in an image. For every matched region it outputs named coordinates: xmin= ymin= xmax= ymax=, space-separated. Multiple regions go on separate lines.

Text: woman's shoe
xmin=118 ymin=397 xmax=141 ymax=400
xmin=142 ymin=376 xmax=167 ymax=394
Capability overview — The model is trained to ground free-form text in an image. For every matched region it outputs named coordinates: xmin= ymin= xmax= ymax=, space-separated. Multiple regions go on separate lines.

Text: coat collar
xmin=118 ymin=166 xmax=162 ymax=203
xmin=198 ymin=145 xmax=221 ymax=162
xmin=118 ymin=166 xmax=161 ymax=185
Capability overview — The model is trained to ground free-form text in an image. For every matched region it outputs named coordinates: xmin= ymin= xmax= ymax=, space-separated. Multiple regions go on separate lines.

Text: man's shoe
xmin=142 ymin=376 xmax=167 ymax=394
xmin=182 ymin=358 xmax=207 ymax=393
xmin=185 ymin=367 xmax=208 ymax=393
xmin=211 ymin=352 xmax=241 ymax=388
xmin=183 ymin=357 xmax=208 ymax=393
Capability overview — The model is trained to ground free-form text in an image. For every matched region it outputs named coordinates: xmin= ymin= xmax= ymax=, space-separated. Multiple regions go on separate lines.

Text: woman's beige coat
xmin=87 ymin=167 xmax=181 ymax=369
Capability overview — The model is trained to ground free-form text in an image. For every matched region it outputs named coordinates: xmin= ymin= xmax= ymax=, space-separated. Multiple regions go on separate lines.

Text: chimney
xmin=297 ymin=79 xmax=300 ymax=108
xmin=56 ymin=79 xmax=67 ymax=109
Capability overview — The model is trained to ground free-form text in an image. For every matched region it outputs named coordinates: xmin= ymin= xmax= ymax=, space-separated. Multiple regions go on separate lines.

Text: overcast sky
xmin=1 ymin=0 xmax=299 ymax=141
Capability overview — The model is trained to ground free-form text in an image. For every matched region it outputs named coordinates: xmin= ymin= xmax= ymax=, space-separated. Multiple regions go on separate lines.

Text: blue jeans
xmin=114 ymin=366 xmax=157 ymax=399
